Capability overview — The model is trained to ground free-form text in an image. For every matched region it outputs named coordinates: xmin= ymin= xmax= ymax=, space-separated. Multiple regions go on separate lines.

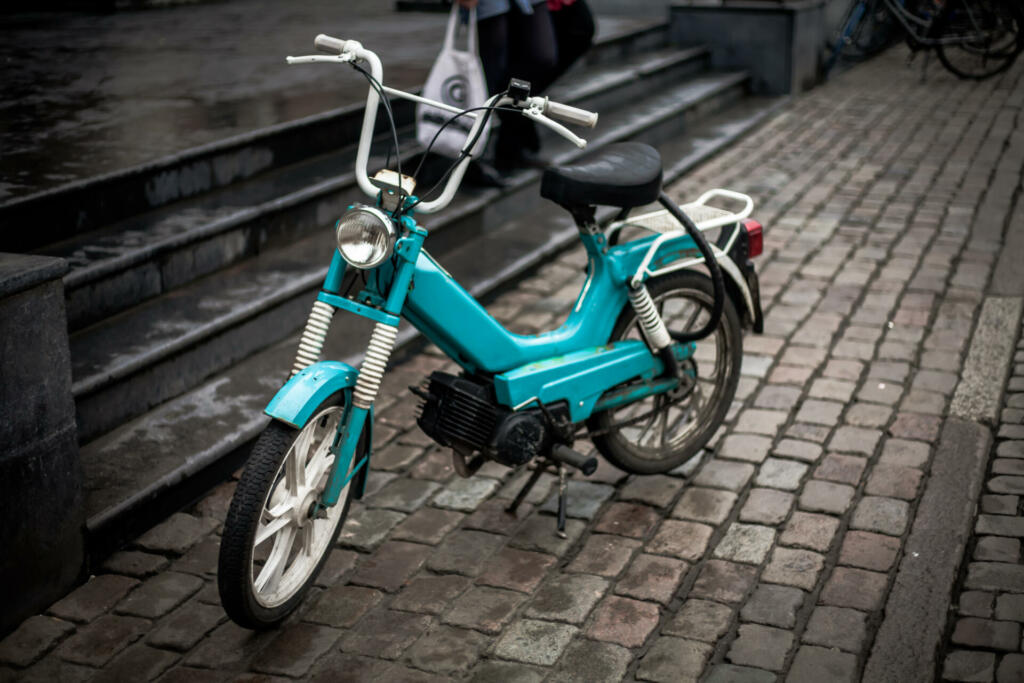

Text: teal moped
xmin=217 ymin=34 xmax=765 ymax=629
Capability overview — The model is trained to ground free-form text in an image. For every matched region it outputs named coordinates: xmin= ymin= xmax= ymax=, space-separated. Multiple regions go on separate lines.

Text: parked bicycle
xmin=827 ymin=0 xmax=1023 ymax=79
xmin=216 ymin=34 xmax=766 ymax=629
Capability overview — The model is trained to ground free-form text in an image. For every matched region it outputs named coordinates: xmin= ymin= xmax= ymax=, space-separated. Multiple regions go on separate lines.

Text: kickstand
xmin=555 ymin=463 xmax=568 ymax=539
xmin=506 ymin=464 xmax=546 ymax=515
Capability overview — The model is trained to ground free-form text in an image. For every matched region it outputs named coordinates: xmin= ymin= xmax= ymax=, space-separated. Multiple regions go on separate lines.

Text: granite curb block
xmin=951 ymin=296 xmax=1024 ymax=426
xmin=864 ymin=417 xmax=992 ymax=682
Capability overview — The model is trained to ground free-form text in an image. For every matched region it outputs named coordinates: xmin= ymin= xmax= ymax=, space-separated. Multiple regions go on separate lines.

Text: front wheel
xmin=587 ymin=270 xmax=743 ymax=475
xmin=935 ymin=0 xmax=1023 ymax=79
xmin=218 ymin=396 xmax=362 ymax=629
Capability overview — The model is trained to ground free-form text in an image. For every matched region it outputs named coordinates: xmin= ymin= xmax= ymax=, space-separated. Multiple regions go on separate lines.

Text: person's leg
xmin=551 ymin=0 xmax=595 ymax=76
xmin=477 ymin=12 xmax=510 ymax=96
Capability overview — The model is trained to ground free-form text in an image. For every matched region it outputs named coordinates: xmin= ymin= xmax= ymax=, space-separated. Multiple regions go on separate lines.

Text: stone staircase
xmin=5 ymin=19 xmax=786 ymax=561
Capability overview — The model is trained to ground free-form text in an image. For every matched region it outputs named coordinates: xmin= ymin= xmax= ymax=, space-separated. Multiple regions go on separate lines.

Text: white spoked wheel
xmin=218 ymin=398 xmax=361 ymax=629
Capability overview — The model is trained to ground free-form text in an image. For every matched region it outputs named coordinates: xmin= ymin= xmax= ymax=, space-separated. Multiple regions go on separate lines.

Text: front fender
xmin=265 ymin=361 xmax=359 ymax=428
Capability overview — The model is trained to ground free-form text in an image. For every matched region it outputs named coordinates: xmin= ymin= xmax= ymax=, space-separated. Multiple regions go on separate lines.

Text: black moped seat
xmin=540 ymin=141 xmax=663 ymax=210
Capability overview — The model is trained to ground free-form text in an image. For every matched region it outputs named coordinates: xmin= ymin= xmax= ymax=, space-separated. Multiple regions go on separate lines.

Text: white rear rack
xmin=605 ymin=189 xmax=754 ymax=288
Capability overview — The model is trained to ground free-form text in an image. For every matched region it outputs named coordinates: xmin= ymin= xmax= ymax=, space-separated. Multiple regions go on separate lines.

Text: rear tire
xmin=587 ymin=270 xmax=743 ymax=475
xmin=936 ymin=0 xmax=1023 ymax=79
xmin=218 ymin=397 xmax=362 ymax=629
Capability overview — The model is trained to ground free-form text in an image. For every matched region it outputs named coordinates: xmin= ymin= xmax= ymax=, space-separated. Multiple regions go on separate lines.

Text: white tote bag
xmin=416 ymin=5 xmax=492 ymax=159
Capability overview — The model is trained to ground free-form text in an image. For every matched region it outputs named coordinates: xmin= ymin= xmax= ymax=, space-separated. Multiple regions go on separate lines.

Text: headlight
xmin=335 ymin=205 xmax=396 ymax=269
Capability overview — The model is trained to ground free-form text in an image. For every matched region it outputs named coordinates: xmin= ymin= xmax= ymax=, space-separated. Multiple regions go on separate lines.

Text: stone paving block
xmin=809 ymin=378 xmax=856 ymax=402
xmin=636 ymin=636 xmax=713 ymax=682
xmin=115 ymin=571 xmax=203 ymax=620
xmin=554 ymin=639 xmax=633 ymax=683
xmin=463 ymin=498 xmax=532 ymax=536
xmin=889 ymin=412 xmax=943 ymax=442
xmin=305 ymin=584 xmax=383 ymax=628
xmin=942 ymin=650 xmax=996 ymax=683
xmin=693 ymin=459 xmax=755 ymax=491
xmin=786 ymin=423 xmax=831 ymax=443
xmin=995 ymin=594 xmax=1024 ymax=622
xmin=566 ymin=534 xmax=640 ymax=577
xmin=719 ymin=434 xmax=774 ymax=463
xmin=845 ymin=402 xmax=892 ymax=428
xmin=494 ymin=619 xmax=578 ymax=666
xmin=761 ymin=547 xmax=825 ymax=591
xmin=524 ymin=573 xmax=608 ymax=624
xmin=408 ymin=448 xmax=456 ymax=481
xmin=619 ymin=475 xmax=685 ymax=508
xmin=13 ymin=656 xmax=95 ymax=683
xmin=184 ymin=619 xmax=275 ymax=670
xmin=966 ymin=562 xmax=1024 ymax=593
xmin=787 ymin=645 xmax=857 ymax=683
xmin=339 ymin=609 xmax=432 ymax=659
xmin=0 ymin=615 xmax=74 ymax=667
xmin=690 ymin=560 xmax=759 ymax=603
xmin=476 ymin=546 xmax=557 ymax=594
xmin=432 ymin=477 xmax=501 ymax=512
xmin=443 ymin=586 xmax=526 ymax=634
xmin=992 ymin=460 xmax=1024 ymax=476
xmin=770 ymin=365 xmax=815 ymax=385
xmin=54 ymin=614 xmax=149 ymax=667
xmin=772 ymin=439 xmax=822 ymax=463
xmin=900 ymin=389 xmax=948 ymax=415
xmin=366 ymin=477 xmax=441 ymax=513
xmin=755 ymin=385 xmax=802 ymax=409
xmin=951 ymin=617 xmax=1020 ymax=651
xmin=821 ymin=567 xmax=888 ymax=611
xmin=740 ymin=488 xmax=794 ymax=525
xmin=663 ymin=599 xmax=733 ymax=642
xmin=866 ymin=463 xmax=923 ymax=500
xmin=960 ymin=591 xmax=994 ymax=618
xmin=89 ymin=644 xmax=178 ymax=683
xmin=839 ymin=530 xmax=901 ymax=571
xmin=824 ymin=359 xmax=864 ymax=380
xmin=756 ymin=459 xmax=808 ymax=491
xmin=795 ymin=400 xmax=843 ymax=426
xmin=48 ymin=574 xmax=140 ymax=623
xmin=735 ymin=409 xmax=789 ymax=437
xmin=252 ymin=622 xmax=342 ymax=677
xmin=739 ymin=583 xmax=804 ymax=629
xmin=780 ymin=511 xmax=839 ymax=552
xmin=879 ymin=438 xmax=931 ymax=468
xmin=351 ymin=540 xmax=431 ymax=593
xmin=308 ymin=653 xmax=393 ymax=683
xmin=372 ymin=442 xmax=424 ymax=471
xmin=171 ymin=536 xmax=220 ymax=577
xmin=427 ymin=529 xmax=505 ymax=577
xmin=828 ymin=426 xmax=882 ymax=455
xmin=977 ymin=514 xmax=1024 ymax=537
xmin=727 ymin=624 xmax=792 ymax=672
xmin=989 ymin=476 xmax=1024 ymax=495
xmin=147 ymin=600 xmax=224 ymax=651
xmin=405 ymin=625 xmax=489 ymax=675
xmin=802 ymin=605 xmax=867 ymax=652
xmin=587 ymin=596 xmax=660 ymax=647
xmin=101 ymin=551 xmax=171 ymax=579
xmin=338 ymin=506 xmax=406 ymax=552
xmin=391 ymin=574 xmax=471 ymax=616
xmin=135 ymin=513 xmax=217 ymax=555
xmin=998 ymin=654 xmax=1024 ymax=683
xmin=704 ymin=663 xmax=777 ymax=683
xmin=672 ymin=487 xmax=738 ymax=524
xmin=648 ymin=519 xmax=714 ymax=560
xmin=714 ymin=523 xmax=776 ymax=564
xmin=615 ymin=554 xmax=687 ymax=605
xmin=851 ymin=496 xmax=910 ymax=536
xmin=467 ymin=660 xmax=546 ymax=683
xmin=593 ymin=502 xmax=661 ymax=538
xmin=997 ymin=441 xmax=1024 ymax=458
xmin=508 ymin=516 xmax=585 ymax=556
xmin=391 ymin=507 xmax=463 ymax=545
xmin=800 ymin=475 xmax=856 ymax=514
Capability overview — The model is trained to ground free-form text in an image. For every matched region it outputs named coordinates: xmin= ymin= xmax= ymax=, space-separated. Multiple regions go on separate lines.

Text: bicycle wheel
xmin=587 ymin=271 xmax=742 ymax=475
xmin=218 ymin=397 xmax=362 ymax=629
xmin=936 ymin=0 xmax=1023 ymax=79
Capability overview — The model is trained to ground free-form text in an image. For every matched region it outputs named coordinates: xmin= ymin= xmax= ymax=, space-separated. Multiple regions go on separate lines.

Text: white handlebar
xmin=290 ymin=34 xmax=597 ymax=213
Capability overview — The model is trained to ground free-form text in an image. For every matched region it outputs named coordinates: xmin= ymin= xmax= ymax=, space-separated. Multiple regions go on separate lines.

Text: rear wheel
xmin=218 ymin=397 xmax=362 ymax=629
xmin=936 ymin=0 xmax=1023 ymax=79
xmin=837 ymin=0 xmax=898 ymax=62
xmin=587 ymin=270 xmax=743 ymax=474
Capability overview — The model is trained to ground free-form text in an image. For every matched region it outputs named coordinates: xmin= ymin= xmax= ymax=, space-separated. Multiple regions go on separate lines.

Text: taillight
xmin=742 ymin=219 xmax=763 ymax=258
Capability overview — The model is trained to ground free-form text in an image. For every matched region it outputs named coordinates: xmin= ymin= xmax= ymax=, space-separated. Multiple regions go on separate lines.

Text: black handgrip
xmin=657 ymin=191 xmax=724 ymax=343
xmin=551 ymin=444 xmax=598 ymax=476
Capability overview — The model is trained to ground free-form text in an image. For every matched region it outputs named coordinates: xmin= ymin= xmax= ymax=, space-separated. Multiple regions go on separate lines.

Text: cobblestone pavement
xmin=2 ymin=49 xmax=1024 ymax=682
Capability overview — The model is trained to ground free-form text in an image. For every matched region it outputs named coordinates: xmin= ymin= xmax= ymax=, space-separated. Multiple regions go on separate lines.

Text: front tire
xmin=587 ymin=270 xmax=743 ymax=475
xmin=218 ymin=397 xmax=361 ymax=629
xmin=935 ymin=0 xmax=1023 ymax=80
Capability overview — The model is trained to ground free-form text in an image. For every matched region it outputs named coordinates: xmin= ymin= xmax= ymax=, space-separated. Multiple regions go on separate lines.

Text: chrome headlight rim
xmin=335 ymin=205 xmax=397 ymax=270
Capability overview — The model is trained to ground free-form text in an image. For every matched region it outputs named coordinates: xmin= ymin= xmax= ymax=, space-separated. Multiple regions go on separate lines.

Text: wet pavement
xmin=2 ymin=43 xmax=1024 ymax=683
xmin=0 ymin=2 xmax=649 ymax=202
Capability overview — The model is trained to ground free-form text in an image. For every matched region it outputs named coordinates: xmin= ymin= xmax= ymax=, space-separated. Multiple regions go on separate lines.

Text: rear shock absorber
xmin=629 ymin=283 xmax=682 ymax=380
xmin=291 ymin=300 xmax=335 ymax=377
xmin=353 ymin=322 xmax=399 ymax=409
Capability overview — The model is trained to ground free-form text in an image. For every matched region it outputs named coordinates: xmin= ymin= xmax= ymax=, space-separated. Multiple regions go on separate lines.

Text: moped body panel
xmin=265 ymin=360 xmax=360 ymax=428
xmin=493 ymin=340 xmax=663 ymax=422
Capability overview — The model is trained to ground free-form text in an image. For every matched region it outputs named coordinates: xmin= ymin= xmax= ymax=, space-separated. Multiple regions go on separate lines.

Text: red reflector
xmin=742 ymin=218 xmax=763 ymax=258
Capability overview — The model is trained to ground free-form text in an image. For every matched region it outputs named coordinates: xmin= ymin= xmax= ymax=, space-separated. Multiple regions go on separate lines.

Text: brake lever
xmin=522 ymin=108 xmax=587 ymax=149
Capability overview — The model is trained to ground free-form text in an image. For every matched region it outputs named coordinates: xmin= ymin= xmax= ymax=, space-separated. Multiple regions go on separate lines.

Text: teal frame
xmin=266 ymin=204 xmax=703 ymax=509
